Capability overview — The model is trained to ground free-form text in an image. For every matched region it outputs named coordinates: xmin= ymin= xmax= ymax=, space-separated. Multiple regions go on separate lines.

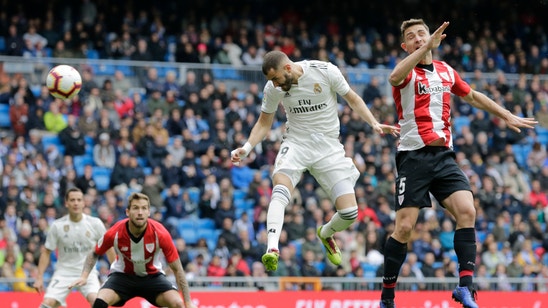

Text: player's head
xmin=126 ymin=192 xmax=151 ymax=228
xmin=262 ymin=50 xmax=294 ymax=92
xmin=65 ymin=187 xmax=84 ymax=215
xmin=400 ymin=18 xmax=430 ymax=54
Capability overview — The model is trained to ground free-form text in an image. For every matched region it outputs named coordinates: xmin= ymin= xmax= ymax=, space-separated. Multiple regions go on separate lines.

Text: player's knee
xmin=92 ymin=298 xmax=109 ymax=308
xmin=271 ymin=185 xmax=291 ymax=204
xmin=338 ymin=205 xmax=358 ymax=221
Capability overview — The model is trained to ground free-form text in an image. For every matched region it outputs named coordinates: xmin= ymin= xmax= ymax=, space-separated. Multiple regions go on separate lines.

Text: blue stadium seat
xmin=178 ymin=218 xmax=196 ymax=229
xmin=178 ymin=227 xmax=198 ymax=245
xmin=233 ymin=189 xmax=246 ymax=201
xmin=41 ymin=135 xmax=62 ymax=148
xmin=115 ymin=65 xmax=134 ymax=76
xmin=0 ymin=104 xmax=10 ymax=128
xmin=0 ymin=36 xmax=5 ymax=52
xmin=92 ymin=63 xmax=116 ymax=75
xmin=86 ymin=49 xmax=99 ymax=59
xmin=92 ymin=167 xmax=112 ymax=191
xmin=453 ymin=116 xmax=470 ymax=136
xmin=186 ymin=187 xmax=201 ymax=204
xmin=73 ymin=154 xmax=94 ymax=176
xmin=196 ymin=218 xmax=215 ymax=229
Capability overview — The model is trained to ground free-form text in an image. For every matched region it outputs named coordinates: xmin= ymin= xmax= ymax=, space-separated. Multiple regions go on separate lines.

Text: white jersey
xmin=262 ymin=60 xmax=350 ymax=139
xmin=44 ymin=214 xmax=106 ymax=276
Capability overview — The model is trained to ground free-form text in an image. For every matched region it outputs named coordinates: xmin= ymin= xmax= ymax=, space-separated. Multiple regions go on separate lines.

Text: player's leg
xmin=380 ymin=149 xmax=431 ymax=308
xmin=147 ymin=275 xmax=183 ymax=308
xmin=92 ymin=289 xmax=122 ymax=308
xmin=309 ymin=138 xmax=359 ymax=266
xmin=262 ymin=140 xmax=303 ymax=271
xmin=317 ymin=183 xmax=357 ymax=265
xmin=154 ymin=290 xmax=185 ymax=308
xmin=262 ymin=172 xmax=294 ymax=271
xmin=380 ymin=206 xmax=420 ymax=308
xmin=41 ymin=275 xmax=71 ymax=308
xmin=442 ymin=191 xmax=478 ymax=308
xmin=93 ymin=273 xmax=129 ymax=308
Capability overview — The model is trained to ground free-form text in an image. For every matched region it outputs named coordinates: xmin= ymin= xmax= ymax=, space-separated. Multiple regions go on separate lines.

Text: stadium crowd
xmin=1 ymin=0 xmax=548 ymax=292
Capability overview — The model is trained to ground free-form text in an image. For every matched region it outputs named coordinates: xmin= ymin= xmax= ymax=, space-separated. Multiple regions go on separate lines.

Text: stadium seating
xmin=0 ymin=104 xmax=10 ymax=128
xmin=92 ymin=167 xmax=112 ymax=191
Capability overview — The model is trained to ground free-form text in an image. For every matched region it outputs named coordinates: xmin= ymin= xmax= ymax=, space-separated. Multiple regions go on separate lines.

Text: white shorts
xmin=45 ymin=272 xmax=100 ymax=306
xmin=273 ymin=132 xmax=359 ymax=198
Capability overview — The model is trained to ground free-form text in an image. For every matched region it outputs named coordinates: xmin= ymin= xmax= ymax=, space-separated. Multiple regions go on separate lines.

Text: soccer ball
xmin=46 ymin=65 xmax=82 ymax=100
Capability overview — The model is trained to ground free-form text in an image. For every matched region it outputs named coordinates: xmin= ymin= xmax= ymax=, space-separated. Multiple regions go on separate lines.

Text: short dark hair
xmin=127 ymin=192 xmax=150 ymax=209
xmin=262 ymin=50 xmax=289 ymax=75
xmin=65 ymin=187 xmax=83 ymax=201
xmin=400 ymin=18 xmax=430 ymax=42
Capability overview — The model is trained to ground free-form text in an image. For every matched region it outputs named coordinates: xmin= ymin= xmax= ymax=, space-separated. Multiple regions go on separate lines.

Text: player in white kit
xmin=34 ymin=187 xmax=114 ymax=307
xmin=231 ymin=50 xmax=399 ymax=271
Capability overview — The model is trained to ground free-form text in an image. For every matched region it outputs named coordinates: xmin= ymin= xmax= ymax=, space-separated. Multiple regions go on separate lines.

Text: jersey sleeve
xmin=327 ymin=63 xmax=351 ymax=96
xmin=95 ymin=225 xmax=115 ymax=255
xmin=261 ymin=81 xmax=283 ymax=114
xmin=451 ymin=69 xmax=472 ymax=97
xmin=155 ymin=222 xmax=179 ymax=263
xmin=43 ymin=223 xmax=58 ymax=251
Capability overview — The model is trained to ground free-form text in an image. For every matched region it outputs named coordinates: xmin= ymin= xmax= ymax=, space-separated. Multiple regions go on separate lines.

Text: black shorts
xmin=394 ymin=146 xmax=471 ymax=210
xmin=101 ymin=272 xmax=177 ymax=307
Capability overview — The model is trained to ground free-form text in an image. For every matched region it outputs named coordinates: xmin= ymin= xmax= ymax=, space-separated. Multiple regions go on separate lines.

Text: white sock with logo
xmin=266 ymin=184 xmax=291 ymax=252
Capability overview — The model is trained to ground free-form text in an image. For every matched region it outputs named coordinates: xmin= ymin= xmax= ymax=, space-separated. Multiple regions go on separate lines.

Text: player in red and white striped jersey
xmin=69 ymin=192 xmax=196 ymax=308
xmin=379 ymin=19 xmax=537 ymax=308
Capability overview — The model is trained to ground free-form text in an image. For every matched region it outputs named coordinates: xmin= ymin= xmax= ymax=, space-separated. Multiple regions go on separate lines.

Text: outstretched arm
xmin=463 ymin=89 xmax=537 ymax=132
xmin=169 ymin=259 xmax=197 ymax=308
xmin=343 ymin=89 xmax=400 ymax=136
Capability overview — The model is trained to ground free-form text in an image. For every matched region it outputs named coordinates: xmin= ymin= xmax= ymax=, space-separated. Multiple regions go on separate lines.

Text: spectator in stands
xmin=9 ymin=93 xmax=29 ymax=137
xmin=58 ymin=115 xmax=86 ymax=157
xmin=109 ymin=152 xmax=132 ymax=190
xmin=93 ymin=133 xmax=116 ymax=168
xmin=43 ymin=101 xmax=67 ymax=133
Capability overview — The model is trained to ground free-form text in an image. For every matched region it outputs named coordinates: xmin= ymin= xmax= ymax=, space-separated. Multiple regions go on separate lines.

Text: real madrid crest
xmin=64 ymin=225 xmax=70 ymax=232
xmin=85 ymin=230 xmax=91 ymax=238
xmin=313 ymin=83 xmax=322 ymax=94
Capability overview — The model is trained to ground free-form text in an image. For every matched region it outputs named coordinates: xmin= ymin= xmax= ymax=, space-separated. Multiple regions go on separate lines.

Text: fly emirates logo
xmin=287 ymin=99 xmax=327 ymax=114
xmin=417 ymin=82 xmax=450 ymax=95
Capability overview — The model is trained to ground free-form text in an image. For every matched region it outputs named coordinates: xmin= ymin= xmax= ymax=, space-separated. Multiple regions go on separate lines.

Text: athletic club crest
xmin=145 ymin=243 xmax=154 ymax=253
xmin=313 ymin=83 xmax=322 ymax=94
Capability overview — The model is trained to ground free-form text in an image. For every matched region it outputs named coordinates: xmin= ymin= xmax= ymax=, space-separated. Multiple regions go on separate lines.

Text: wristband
xmin=242 ymin=142 xmax=253 ymax=157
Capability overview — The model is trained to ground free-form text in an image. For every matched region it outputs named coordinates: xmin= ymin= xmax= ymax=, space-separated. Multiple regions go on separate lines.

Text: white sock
xmin=320 ymin=205 xmax=358 ymax=238
xmin=266 ymin=184 xmax=291 ymax=252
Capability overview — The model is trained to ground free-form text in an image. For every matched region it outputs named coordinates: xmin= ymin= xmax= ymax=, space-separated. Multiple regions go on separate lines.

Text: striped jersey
xmin=393 ymin=60 xmax=471 ymax=151
xmin=262 ymin=60 xmax=351 ymax=139
xmin=95 ymin=218 xmax=179 ymax=276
